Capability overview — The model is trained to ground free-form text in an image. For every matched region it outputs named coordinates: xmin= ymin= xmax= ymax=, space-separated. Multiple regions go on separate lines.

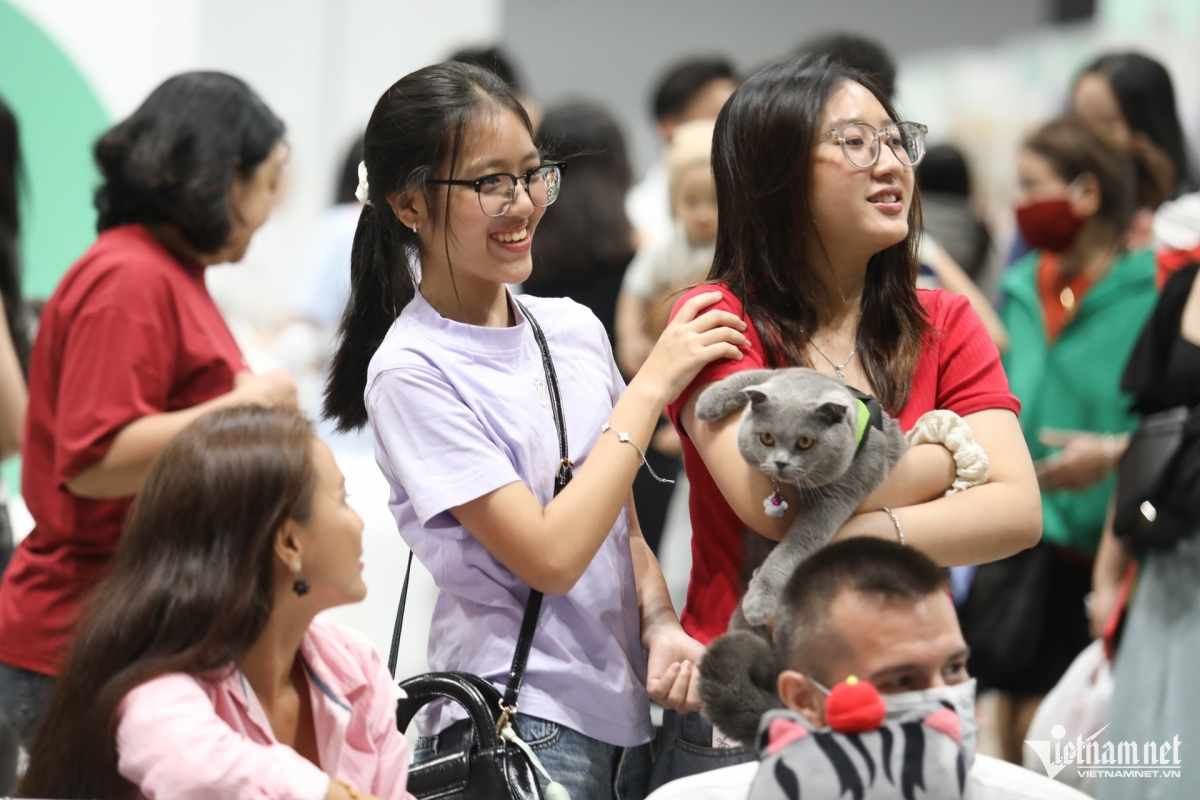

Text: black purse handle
xmin=388 ymin=298 xmax=573 ymax=718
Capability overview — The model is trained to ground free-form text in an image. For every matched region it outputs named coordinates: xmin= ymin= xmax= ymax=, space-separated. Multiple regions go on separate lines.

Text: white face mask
xmin=812 ymin=677 xmax=979 ymax=771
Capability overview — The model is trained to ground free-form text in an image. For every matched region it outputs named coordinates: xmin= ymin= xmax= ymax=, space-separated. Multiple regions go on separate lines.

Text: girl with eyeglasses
xmin=650 ymin=54 xmax=1042 ymax=787
xmin=323 ymin=62 xmax=749 ymax=800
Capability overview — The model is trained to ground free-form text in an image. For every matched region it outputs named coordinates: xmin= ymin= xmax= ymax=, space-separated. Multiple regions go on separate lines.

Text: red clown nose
xmin=824 ymin=675 xmax=887 ymax=734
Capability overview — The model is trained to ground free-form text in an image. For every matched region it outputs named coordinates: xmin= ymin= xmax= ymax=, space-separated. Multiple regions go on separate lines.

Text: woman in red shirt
xmin=0 ymin=73 xmax=297 ymax=778
xmin=649 ymin=54 xmax=1042 ymax=786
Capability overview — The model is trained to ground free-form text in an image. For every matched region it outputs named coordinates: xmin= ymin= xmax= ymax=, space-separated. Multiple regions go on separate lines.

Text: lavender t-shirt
xmin=365 ymin=290 xmax=653 ymax=747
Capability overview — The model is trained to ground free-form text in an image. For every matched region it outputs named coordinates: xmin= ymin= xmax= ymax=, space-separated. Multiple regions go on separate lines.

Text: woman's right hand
xmin=633 ymin=291 xmax=749 ymax=406
xmin=230 ymin=368 xmax=299 ymax=409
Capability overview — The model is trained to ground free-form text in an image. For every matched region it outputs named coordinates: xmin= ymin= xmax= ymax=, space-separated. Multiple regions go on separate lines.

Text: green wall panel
xmin=0 ymin=0 xmax=109 ymax=299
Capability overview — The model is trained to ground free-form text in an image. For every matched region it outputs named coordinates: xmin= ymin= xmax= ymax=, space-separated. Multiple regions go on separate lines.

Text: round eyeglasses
xmin=823 ymin=122 xmax=928 ymax=169
xmin=426 ymin=162 xmax=564 ymax=217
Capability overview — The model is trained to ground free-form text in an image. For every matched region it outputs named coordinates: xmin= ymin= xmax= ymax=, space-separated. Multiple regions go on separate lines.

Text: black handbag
xmin=1113 ymin=404 xmax=1200 ymax=552
xmin=388 ymin=299 xmax=571 ymax=800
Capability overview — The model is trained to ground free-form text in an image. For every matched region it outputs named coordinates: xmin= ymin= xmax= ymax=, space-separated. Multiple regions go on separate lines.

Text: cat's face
xmin=736 ymin=373 xmax=859 ymax=488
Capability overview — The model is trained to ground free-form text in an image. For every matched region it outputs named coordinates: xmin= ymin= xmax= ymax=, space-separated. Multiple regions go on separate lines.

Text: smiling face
xmin=808 ymin=80 xmax=915 ymax=264
xmin=415 ymin=108 xmax=546 ymax=292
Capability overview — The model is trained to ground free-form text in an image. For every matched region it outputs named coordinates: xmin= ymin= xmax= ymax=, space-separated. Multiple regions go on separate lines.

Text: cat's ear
xmin=743 ymin=388 xmax=770 ymax=407
xmin=814 ymin=402 xmax=849 ymax=427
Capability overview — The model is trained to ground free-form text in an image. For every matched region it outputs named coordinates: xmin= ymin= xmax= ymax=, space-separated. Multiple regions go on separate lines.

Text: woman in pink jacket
xmin=19 ymin=406 xmax=412 ymax=800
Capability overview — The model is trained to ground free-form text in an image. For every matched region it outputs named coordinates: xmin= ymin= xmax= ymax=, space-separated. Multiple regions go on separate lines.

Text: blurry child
xmin=617 ymin=119 xmax=718 ymax=376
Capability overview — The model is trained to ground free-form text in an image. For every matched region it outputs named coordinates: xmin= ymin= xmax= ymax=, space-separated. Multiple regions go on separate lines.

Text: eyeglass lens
xmin=840 ymin=124 xmax=925 ymax=169
xmin=478 ymin=165 xmax=562 ymax=217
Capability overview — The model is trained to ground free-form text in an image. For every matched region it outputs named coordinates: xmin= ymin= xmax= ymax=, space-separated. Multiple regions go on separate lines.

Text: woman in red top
xmin=649 ymin=54 xmax=1042 ymax=787
xmin=0 ymin=73 xmax=298 ymax=776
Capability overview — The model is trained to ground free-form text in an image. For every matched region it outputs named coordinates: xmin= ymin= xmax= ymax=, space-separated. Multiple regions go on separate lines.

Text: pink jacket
xmin=116 ymin=619 xmax=413 ymax=800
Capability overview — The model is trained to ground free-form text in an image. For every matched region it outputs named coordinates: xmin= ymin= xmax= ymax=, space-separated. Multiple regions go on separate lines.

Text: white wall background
xmin=10 ymin=0 xmax=502 ymax=328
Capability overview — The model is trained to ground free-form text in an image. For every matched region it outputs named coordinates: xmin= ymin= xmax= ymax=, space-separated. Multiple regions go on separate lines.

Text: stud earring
xmin=411 ymin=221 xmax=418 ymax=233
xmin=292 ymin=564 xmax=310 ymax=596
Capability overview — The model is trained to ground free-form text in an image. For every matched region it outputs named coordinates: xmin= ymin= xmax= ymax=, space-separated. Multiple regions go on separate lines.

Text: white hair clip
xmin=355 ymin=161 xmax=372 ymax=206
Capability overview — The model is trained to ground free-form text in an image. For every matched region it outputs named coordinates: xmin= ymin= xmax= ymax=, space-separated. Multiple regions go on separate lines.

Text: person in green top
xmin=981 ymin=116 xmax=1174 ymax=764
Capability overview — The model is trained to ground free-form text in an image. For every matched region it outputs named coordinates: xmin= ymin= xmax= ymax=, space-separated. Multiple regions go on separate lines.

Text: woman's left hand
xmin=645 ymin=625 xmax=706 ymax=713
xmin=1035 ymin=429 xmax=1120 ymax=491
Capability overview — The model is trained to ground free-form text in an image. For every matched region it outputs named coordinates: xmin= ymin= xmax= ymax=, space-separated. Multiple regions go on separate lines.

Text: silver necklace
xmin=808 ymin=339 xmax=858 ymax=382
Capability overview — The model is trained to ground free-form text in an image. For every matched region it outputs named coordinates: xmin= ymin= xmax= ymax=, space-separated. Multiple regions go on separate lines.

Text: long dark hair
xmin=528 ymin=100 xmax=634 ymax=291
xmin=1081 ymin=53 xmax=1195 ymax=195
xmin=94 ymin=71 xmax=286 ymax=254
xmin=19 ymin=406 xmax=316 ymax=799
xmin=323 ymin=62 xmax=531 ymax=431
xmin=0 ymin=95 xmax=30 ymax=373
xmin=709 ymin=54 xmax=928 ymax=412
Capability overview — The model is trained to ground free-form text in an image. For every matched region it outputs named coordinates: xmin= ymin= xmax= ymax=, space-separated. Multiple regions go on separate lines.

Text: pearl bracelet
xmin=602 ymin=422 xmax=675 ymax=484
xmin=881 ymin=506 xmax=906 ymax=545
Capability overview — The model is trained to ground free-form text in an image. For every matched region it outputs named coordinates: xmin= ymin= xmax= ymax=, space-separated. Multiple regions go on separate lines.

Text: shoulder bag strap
xmin=388 ymin=297 xmax=573 ymax=699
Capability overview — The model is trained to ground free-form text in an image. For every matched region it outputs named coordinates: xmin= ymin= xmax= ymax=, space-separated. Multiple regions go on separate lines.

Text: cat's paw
xmin=741 ymin=582 xmax=777 ymax=627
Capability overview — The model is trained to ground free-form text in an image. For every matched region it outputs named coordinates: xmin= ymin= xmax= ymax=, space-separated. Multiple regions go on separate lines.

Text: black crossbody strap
xmin=388 ymin=298 xmax=573 ymax=706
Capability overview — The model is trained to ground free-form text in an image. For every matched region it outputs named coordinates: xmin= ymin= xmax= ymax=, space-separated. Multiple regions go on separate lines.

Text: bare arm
xmin=679 ymin=384 xmax=957 ymax=542
xmin=926 ymin=243 xmax=1010 ymax=353
xmin=0 ymin=302 xmax=27 ymax=460
xmin=629 ymin=494 xmax=704 ymax=712
xmin=833 ymin=409 xmax=1042 ymax=564
xmin=1090 ymin=497 xmax=1134 ymax=639
xmin=449 ymin=293 xmax=749 ymax=595
xmin=615 ymin=289 xmax=656 ymax=377
xmin=66 ymin=370 xmax=298 ymax=499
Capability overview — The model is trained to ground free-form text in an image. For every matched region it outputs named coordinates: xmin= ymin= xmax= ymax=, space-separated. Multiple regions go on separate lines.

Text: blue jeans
xmin=647 ymin=710 xmax=756 ymax=792
xmin=414 ymin=713 xmax=652 ymax=800
xmin=0 ymin=659 xmax=56 ymax=794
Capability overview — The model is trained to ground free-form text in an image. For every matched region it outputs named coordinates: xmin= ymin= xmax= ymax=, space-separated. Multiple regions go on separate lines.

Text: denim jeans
xmin=0 ymin=659 xmax=56 ymax=794
xmin=647 ymin=709 xmax=756 ymax=792
xmin=414 ymin=713 xmax=652 ymax=800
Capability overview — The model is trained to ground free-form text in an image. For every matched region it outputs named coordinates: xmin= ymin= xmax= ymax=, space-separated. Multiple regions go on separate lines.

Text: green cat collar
xmin=854 ymin=397 xmax=871 ymax=447
xmin=851 ymin=391 xmax=884 ymax=455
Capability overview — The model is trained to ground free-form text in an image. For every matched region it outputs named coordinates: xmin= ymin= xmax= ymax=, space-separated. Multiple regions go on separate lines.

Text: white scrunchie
xmin=906 ymin=409 xmax=989 ymax=495
xmin=355 ymin=161 xmax=371 ymax=206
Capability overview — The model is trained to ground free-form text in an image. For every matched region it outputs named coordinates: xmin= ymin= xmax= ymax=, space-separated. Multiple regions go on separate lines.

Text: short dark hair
xmin=450 ymin=46 xmax=525 ymax=94
xmin=93 ymin=72 xmax=285 ymax=254
xmin=795 ymin=33 xmax=897 ymax=101
xmin=773 ymin=539 xmax=947 ymax=682
xmin=529 ymin=100 xmax=634 ymax=292
xmin=917 ymin=144 xmax=972 ymax=198
xmin=652 ymin=57 xmax=737 ymax=121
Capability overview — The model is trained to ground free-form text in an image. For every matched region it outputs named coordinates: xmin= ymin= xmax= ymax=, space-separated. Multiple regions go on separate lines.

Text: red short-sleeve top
xmin=665 ymin=283 xmax=1020 ymax=644
xmin=0 ymin=225 xmax=246 ymax=675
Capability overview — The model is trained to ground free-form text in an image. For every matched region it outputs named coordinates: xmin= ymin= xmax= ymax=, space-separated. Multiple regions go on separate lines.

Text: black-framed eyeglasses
xmin=823 ymin=122 xmax=928 ymax=169
xmin=426 ymin=162 xmax=564 ymax=217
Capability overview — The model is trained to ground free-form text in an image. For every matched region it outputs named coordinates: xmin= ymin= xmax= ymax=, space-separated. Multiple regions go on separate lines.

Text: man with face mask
xmin=646 ymin=539 xmax=1086 ymax=800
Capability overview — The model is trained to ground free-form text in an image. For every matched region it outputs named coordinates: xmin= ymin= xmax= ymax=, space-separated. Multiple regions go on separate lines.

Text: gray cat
xmin=695 ymin=368 xmax=907 ymax=743
xmin=695 ymin=367 xmax=908 ymax=626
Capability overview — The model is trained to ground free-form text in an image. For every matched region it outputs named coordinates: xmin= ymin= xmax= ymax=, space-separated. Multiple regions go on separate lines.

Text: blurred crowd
xmin=0 ymin=22 xmax=1197 ymax=800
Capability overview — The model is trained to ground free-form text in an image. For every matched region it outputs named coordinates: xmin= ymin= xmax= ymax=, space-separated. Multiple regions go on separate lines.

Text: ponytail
xmin=322 ymin=201 xmax=417 ymax=430
xmin=322 ymin=62 xmax=531 ymax=431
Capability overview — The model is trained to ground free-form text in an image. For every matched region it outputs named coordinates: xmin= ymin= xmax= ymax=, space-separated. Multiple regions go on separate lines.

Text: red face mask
xmin=1016 ymin=198 xmax=1086 ymax=253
